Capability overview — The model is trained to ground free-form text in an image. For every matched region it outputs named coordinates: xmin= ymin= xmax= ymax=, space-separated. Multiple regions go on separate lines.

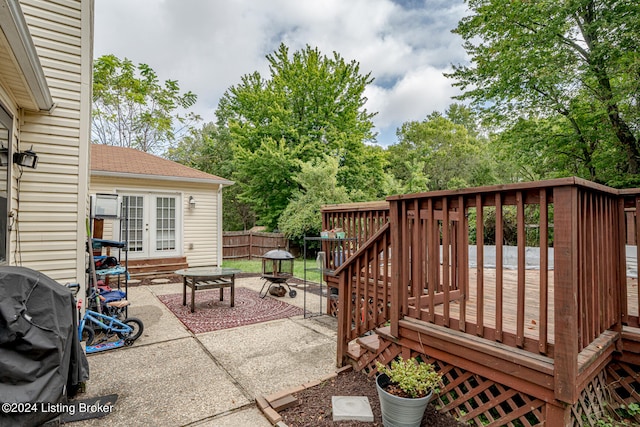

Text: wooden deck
xmin=425 ymin=269 xmax=639 ymax=345
xmin=324 ymin=178 xmax=640 ymax=425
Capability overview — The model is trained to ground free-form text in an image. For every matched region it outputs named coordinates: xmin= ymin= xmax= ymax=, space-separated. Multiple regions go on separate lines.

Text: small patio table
xmin=175 ymin=267 xmax=241 ymax=313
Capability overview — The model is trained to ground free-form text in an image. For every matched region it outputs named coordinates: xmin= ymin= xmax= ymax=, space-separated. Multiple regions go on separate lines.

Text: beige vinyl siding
xmin=10 ymin=0 xmax=92 ymax=283
xmin=90 ymin=176 xmax=221 ymax=267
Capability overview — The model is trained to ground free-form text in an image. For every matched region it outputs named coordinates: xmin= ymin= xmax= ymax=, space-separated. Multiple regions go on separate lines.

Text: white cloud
xmin=366 ymin=66 xmax=462 ymax=143
xmin=93 ymin=0 xmax=469 ymax=147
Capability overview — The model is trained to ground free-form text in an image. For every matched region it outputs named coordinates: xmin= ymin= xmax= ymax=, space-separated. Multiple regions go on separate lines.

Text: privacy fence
xmin=222 ymin=231 xmax=288 ymax=260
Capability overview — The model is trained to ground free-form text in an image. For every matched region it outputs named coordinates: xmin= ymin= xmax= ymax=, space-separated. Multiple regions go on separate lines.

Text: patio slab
xmin=64 ymin=281 xmax=338 ymax=426
xmin=73 ymin=337 xmax=251 ymax=426
xmin=124 ymin=285 xmax=191 ymax=345
xmin=190 ymin=407 xmax=272 ymax=427
xmin=198 ymin=316 xmax=337 ymax=397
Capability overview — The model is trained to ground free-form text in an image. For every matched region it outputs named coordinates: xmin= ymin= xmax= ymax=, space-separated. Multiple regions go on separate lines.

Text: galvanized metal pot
xmin=376 ymin=373 xmax=433 ymax=427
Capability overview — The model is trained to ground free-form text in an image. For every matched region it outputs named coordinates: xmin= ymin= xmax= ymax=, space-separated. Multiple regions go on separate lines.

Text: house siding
xmin=8 ymin=0 xmax=92 ymax=283
xmin=90 ymin=176 xmax=222 ymax=267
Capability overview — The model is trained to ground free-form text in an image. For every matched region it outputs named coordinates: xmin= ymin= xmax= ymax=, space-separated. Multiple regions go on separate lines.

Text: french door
xmin=120 ymin=194 xmax=181 ymax=259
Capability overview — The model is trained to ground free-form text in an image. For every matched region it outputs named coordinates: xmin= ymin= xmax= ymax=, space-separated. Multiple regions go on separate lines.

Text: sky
xmin=93 ymin=0 xmax=470 ymax=147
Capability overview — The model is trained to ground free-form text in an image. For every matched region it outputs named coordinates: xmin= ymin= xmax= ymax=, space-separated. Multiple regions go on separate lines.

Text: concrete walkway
xmin=72 ymin=277 xmax=338 ymax=426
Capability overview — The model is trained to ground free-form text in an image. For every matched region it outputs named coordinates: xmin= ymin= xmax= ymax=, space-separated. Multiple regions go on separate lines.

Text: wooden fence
xmin=222 ymin=231 xmax=288 ymax=260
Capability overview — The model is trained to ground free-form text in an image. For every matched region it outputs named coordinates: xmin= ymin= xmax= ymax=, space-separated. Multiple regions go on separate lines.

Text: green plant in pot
xmin=375 ymin=357 xmax=443 ymax=427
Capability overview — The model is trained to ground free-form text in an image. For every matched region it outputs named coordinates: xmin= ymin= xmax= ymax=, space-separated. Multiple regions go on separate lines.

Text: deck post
xmin=553 ymin=185 xmax=579 ymax=403
xmin=616 ymin=197 xmax=627 ymax=339
xmin=336 ymin=271 xmax=348 ymax=367
xmin=389 ymin=199 xmax=403 ymax=337
xmin=545 ymin=401 xmax=572 ymax=426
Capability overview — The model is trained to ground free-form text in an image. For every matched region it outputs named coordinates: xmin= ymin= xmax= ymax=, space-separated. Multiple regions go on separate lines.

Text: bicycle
xmin=67 ymin=283 xmax=144 ymax=353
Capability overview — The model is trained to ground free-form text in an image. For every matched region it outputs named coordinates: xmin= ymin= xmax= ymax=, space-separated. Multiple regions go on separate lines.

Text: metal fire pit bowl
xmin=259 ymin=249 xmax=296 ymax=298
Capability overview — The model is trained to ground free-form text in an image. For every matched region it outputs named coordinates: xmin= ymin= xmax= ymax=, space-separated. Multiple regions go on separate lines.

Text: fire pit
xmin=259 ymin=249 xmax=297 ymax=298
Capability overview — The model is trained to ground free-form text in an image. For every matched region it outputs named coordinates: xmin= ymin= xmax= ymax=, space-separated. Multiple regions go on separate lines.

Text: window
xmin=0 ymin=105 xmax=10 ymax=264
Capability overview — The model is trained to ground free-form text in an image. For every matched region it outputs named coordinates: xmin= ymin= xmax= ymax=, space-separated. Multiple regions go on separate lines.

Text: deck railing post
xmin=553 ymin=185 xmax=579 ymax=403
xmin=336 ymin=271 xmax=348 ymax=367
xmin=390 ymin=199 xmax=403 ymax=337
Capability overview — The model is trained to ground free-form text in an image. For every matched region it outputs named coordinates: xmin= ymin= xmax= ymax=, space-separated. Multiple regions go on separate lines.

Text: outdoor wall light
xmin=189 ymin=195 xmax=196 ymax=209
xmin=13 ymin=146 xmax=38 ymax=168
xmin=0 ymin=146 xmax=8 ymax=166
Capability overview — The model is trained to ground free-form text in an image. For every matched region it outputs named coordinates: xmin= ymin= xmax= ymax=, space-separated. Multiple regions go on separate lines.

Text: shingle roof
xmin=90 ymin=144 xmax=233 ymax=185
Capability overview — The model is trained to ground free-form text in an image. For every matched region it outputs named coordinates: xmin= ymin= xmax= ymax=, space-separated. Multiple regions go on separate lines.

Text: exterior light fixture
xmin=0 ymin=146 xmax=8 ymax=166
xmin=189 ymin=196 xmax=196 ymax=209
xmin=13 ymin=146 xmax=38 ymax=168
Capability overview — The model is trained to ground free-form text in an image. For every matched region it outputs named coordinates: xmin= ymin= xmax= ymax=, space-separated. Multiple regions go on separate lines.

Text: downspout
xmin=217 ymin=185 xmax=223 ymax=266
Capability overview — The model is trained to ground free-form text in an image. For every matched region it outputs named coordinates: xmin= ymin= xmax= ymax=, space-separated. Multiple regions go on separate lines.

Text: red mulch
xmin=279 ymin=369 xmax=465 ymax=427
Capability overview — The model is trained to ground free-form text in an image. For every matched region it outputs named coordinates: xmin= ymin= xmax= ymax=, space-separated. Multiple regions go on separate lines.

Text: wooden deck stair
xmin=346 ymin=326 xmax=404 ymax=375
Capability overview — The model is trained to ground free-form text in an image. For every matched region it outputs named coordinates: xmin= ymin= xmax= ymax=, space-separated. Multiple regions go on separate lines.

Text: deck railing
xmin=330 ymin=178 xmax=635 ymax=403
xmin=322 ymin=201 xmax=390 ymax=245
xmin=622 ymin=189 xmax=640 ymax=327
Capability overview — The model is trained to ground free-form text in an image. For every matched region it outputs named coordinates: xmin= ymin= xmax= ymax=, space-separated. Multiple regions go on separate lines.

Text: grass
xmin=221 ymin=258 xmax=323 ymax=284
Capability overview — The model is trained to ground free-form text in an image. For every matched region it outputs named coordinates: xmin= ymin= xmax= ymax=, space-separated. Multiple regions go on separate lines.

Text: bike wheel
xmin=81 ymin=326 xmax=95 ymax=346
xmin=117 ymin=317 xmax=144 ymax=342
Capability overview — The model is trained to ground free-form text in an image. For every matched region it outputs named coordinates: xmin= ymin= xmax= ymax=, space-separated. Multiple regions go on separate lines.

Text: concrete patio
xmin=71 ymin=276 xmax=338 ymax=426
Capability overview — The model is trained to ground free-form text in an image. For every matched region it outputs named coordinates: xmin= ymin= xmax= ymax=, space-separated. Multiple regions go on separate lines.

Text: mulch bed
xmin=157 ymin=287 xmax=304 ymax=333
xmin=279 ymin=369 xmax=465 ymax=427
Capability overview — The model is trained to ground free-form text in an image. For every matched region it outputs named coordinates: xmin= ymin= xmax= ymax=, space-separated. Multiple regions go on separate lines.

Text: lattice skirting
xmin=351 ymin=336 xmax=640 ymax=426
xmin=353 ymin=340 xmax=545 ymax=426
xmin=604 ymin=361 xmax=640 ymax=425
xmin=571 ymin=370 xmax=609 ymax=427
xmin=570 ymin=362 xmax=640 ymax=426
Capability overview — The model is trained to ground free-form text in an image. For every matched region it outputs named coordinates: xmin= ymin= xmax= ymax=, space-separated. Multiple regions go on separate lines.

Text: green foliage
xmin=216 ymin=43 xmax=385 ymax=229
xmin=449 ymin=0 xmax=640 ymax=186
xmin=233 ymin=138 xmax=303 ymax=230
xmin=92 ymin=54 xmax=200 ymax=154
xmin=278 ymin=156 xmax=350 ymax=243
xmin=167 ymin=123 xmax=255 ymax=231
xmin=388 ymin=107 xmax=497 ymax=192
xmin=376 ymin=357 xmax=443 ymax=399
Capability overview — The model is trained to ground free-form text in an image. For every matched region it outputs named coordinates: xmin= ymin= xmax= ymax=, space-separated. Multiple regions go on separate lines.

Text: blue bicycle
xmin=67 ymin=284 xmax=143 ymax=353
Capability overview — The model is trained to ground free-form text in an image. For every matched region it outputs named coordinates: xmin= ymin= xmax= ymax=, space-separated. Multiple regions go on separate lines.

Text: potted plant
xmin=375 ymin=357 xmax=443 ymax=427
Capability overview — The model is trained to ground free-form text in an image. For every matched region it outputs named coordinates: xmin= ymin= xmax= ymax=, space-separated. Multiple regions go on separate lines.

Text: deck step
xmin=126 ymin=257 xmax=188 ymax=279
xmin=374 ymin=325 xmax=395 ymax=340
xmin=346 ymin=341 xmax=364 ymax=361
xmin=357 ymin=334 xmax=381 ymax=353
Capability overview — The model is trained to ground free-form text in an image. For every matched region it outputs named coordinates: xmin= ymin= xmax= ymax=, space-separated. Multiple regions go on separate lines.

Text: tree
xmin=92 ymin=54 xmax=200 ymax=154
xmin=166 ymin=123 xmax=255 ymax=231
xmin=216 ymin=44 xmax=383 ymax=228
xmin=278 ymin=156 xmax=350 ymax=242
xmin=233 ymin=138 xmax=303 ymax=230
xmin=448 ymin=0 xmax=640 ymax=186
xmin=388 ymin=108 xmax=496 ymax=191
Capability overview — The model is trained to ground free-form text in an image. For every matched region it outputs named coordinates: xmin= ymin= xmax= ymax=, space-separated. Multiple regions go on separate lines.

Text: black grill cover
xmin=0 ymin=266 xmax=89 ymax=426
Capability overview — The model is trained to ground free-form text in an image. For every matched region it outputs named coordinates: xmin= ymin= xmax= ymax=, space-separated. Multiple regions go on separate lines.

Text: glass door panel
xmin=155 ymin=197 xmax=176 ymax=252
xmin=121 ymin=195 xmax=145 ymax=255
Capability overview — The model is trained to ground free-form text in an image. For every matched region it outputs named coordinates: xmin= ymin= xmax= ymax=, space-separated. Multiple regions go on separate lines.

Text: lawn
xmin=221 ymin=258 xmax=323 ymax=284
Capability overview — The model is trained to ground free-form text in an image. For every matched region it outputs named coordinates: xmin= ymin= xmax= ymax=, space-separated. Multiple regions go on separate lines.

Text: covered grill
xmin=259 ymin=249 xmax=297 ymax=298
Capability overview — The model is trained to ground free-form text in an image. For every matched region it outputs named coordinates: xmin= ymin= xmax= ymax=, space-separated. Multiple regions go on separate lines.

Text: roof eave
xmin=91 ymin=170 xmax=234 ymax=186
xmin=0 ymin=0 xmax=55 ymax=112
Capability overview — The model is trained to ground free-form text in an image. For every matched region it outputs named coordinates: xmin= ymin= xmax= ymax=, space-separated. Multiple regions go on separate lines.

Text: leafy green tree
xmin=216 ymin=44 xmax=383 ymax=227
xmin=92 ymin=54 xmax=199 ymax=154
xmin=167 ymin=123 xmax=255 ymax=230
xmin=448 ymin=0 xmax=640 ymax=186
xmin=233 ymin=138 xmax=303 ymax=230
xmin=278 ymin=156 xmax=350 ymax=242
xmin=388 ymin=111 xmax=496 ymax=191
